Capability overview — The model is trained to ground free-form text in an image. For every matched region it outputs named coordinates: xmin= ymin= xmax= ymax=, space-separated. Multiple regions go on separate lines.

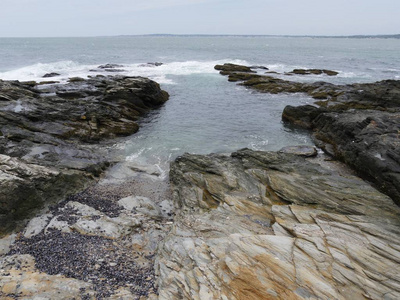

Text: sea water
xmin=1 ymin=36 xmax=399 ymax=175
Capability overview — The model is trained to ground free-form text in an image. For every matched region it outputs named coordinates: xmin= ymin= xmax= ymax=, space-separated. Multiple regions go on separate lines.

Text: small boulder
xmin=68 ymin=77 xmax=85 ymax=82
xmin=98 ymin=64 xmax=124 ymax=69
xmin=43 ymin=72 xmax=60 ymax=78
xmin=282 ymin=105 xmax=323 ymax=129
xmin=214 ymin=63 xmax=255 ymax=73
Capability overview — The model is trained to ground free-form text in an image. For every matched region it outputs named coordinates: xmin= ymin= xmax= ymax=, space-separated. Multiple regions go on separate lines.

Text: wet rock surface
xmin=0 ymin=76 xmax=169 ymax=235
xmin=42 ymin=72 xmax=60 ymax=78
xmin=0 ymin=154 xmax=90 ymax=235
xmin=156 ymin=149 xmax=400 ymax=300
xmin=214 ymin=63 xmax=256 ymax=74
xmin=287 ymin=68 xmax=339 ymax=76
xmin=217 ymin=63 xmax=400 ymax=205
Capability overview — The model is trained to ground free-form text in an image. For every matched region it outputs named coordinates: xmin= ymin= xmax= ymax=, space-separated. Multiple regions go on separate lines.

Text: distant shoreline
xmin=127 ymin=34 xmax=400 ymax=39
xmin=1 ymin=34 xmax=399 ymax=39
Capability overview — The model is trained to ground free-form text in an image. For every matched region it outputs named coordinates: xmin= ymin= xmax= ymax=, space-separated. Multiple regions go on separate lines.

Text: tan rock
xmin=156 ymin=149 xmax=400 ymax=299
xmin=0 ymin=254 xmax=95 ymax=299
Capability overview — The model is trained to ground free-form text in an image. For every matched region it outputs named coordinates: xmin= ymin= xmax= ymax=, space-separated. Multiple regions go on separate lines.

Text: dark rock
xmin=20 ymin=81 xmax=37 ymax=87
xmin=217 ymin=63 xmax=400 ymax=205
xmin=0 ymin=75 xmax=169 ymax=235
xmin=282 ymin=105 xmax=323 ymax=129
xmin=68 ymin=77 xmax=85 ymax=82
xmin=290 ymin=69 xmax=339 ymax=76
xmin=214 ymin=63 xmax=255 ymax=73
xmin=139 ymin=62 xmax=163 ymax=67
xmin=38 ymin=81 xmax=60 ymax=85
xmin=98 ymin=64 xmax=124 ymax=69
xmin=250 ymin=65 xmax=269 ymax=70
xmin=311 ymin=110 xmax=400 ymax=204
xmin=0 ymin=155 xmax=92 ymax=235
xmin=323 ymin=69 xmax=339 ymax=76
xmin=43 ymin=72 xmax=60 ymax=78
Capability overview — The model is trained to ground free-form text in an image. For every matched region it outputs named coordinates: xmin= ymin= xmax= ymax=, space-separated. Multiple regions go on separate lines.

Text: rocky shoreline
xmin=0 ymin=75 xmax=169 ymax=235
xmin=1 ymin=65 xmax=400 ymax=299
xmin=0 ymin=74 xmax=172 ymax=299
xmin=216 ymin=63 xmax=400 ymax=205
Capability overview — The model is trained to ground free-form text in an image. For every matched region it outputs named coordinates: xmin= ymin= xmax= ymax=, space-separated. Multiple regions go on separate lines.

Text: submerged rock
xmin=156 ymin=149 xmax=400 ymax=299
xmin=42 ymin=72 xmax=60 ymax=78
xmin=98 ymin=63 xmax=124 ymax=69
xmin=0 ymin=76 xmax=169 ymax=235
xmin=139 ymin=62 xmax=164 ymax=67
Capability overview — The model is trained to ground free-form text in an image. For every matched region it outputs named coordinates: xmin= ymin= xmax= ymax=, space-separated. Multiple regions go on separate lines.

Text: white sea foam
xmin=0 ymin=61 xmax=93 ymax=82
xmin=0 ymin=59 xmax=250 ymax=85
xmin=266 ymin=64 xmax=291 ymax=73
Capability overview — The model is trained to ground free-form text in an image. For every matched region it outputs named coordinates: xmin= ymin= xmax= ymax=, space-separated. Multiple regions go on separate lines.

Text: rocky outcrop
xmin=287 ymin=69 xmax=339 ymax=76
xmin=214 ymin=63 xmax=256 ymax=74
xmin=217 ymin=63 xmax=400 ymax=205
xmin=0 ymin=76 xmax=169 ymax=235
xmin=281 ymin=81 xmax=400 ymax=204
xmin=156 ymin=149 xmax=400 ymax=300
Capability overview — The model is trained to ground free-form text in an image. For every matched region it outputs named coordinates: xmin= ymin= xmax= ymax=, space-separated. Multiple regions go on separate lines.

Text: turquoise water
xmin=1 ymin=36 xmax=399 ymax=172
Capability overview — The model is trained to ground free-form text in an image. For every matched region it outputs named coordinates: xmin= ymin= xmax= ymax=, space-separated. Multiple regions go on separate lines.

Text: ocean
xmin=1 ymin=36 xmax=399 ymax=176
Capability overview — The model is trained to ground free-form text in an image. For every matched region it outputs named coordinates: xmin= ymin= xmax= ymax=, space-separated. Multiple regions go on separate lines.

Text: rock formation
xmin=287 ymin=69 xmax=339 ymax=76
xmin=156 ymin=149 xmax=400 ymax=300
xmin=216 ymin=63 xmax=400 ymax=205
xmin=0 ymin=76 xmax=169 ymax=235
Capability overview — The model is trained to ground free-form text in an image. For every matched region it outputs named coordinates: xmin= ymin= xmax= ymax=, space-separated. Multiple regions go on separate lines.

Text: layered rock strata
xmin=0 ymin=76 xmax=169 ymax=235
xmin=156 ymin=148 xmax=400 ymax=300
xmin=216 ymin=63 xmax=400 ymax=204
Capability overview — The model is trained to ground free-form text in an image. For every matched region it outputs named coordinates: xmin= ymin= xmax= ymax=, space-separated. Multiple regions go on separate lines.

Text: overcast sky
xmin=0 ymin=0 xmax=399 ymax=37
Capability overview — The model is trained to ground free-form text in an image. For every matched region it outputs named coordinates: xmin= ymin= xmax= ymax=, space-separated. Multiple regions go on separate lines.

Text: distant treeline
xmin=335 ymin=34 xmax=400 ymax=39
xmin=117 ymin=34 xmax=400 ymax=39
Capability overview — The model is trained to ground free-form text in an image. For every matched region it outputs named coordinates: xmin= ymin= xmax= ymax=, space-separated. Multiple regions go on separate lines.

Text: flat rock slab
xmin=156 ymin=149 xmax=400 ymax=300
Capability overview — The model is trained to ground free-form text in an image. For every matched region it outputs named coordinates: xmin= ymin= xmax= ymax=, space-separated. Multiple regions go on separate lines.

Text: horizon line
xmin=1 ymin=33 xmax=399 ymax=39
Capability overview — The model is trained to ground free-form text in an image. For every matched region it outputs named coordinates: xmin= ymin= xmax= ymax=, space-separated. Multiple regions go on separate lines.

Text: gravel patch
xmin=9 ymin=228 xmax=157 ymax=299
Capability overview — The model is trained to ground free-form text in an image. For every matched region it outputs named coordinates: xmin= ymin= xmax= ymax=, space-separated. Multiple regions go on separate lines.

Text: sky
xmin=0 ymin=0 xmax=399 ymax=37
